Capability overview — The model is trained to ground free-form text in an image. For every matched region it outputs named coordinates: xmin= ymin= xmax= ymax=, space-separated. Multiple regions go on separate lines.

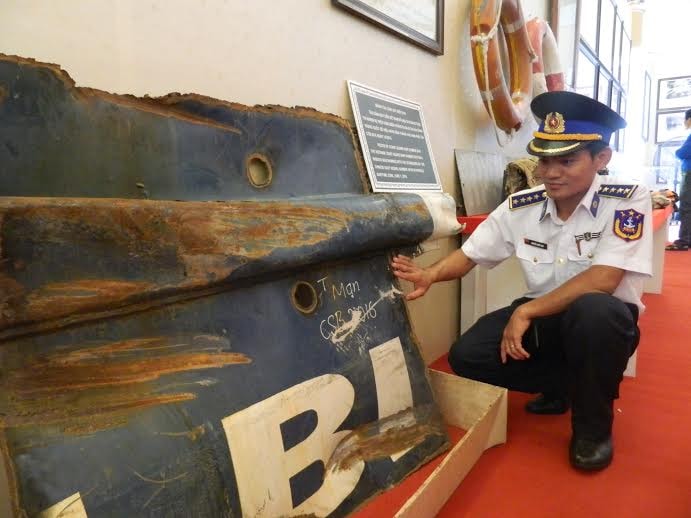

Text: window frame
xmin=551 ymin=0 xmax=631 ymax=151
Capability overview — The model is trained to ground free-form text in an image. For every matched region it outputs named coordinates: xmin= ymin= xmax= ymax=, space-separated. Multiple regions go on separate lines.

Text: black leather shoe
xmin=525 ymin=394 xmax=569 ymax=415
xmin=569 ymin=436 xmax=613 ymax=471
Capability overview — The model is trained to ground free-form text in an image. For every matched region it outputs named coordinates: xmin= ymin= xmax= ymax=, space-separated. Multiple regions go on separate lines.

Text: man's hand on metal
xmin=391 ymin=254 xmax=434 ymax=301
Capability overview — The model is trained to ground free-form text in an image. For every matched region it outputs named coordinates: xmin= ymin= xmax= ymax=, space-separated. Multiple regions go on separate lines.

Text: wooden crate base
xmin=395 ymin=370 xmax=507 ymax=517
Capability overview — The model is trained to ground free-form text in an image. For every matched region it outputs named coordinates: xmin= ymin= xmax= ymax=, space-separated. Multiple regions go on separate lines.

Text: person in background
xmin=666 ymin=108 xmax=691 ymax=250
xmin=392 ymin=91 xmax=652 ymax=471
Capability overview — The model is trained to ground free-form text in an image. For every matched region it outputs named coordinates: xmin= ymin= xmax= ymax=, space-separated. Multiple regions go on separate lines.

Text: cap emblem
xmin=544 ymin=112 xmax=565 ymax=134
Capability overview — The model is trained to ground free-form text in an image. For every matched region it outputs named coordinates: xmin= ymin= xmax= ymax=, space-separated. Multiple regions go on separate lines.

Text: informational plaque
xmin=348 ymin=80 xmax=442 ymax=192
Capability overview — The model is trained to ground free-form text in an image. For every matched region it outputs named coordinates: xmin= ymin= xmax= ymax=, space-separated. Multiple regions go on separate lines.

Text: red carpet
xmin=434 ymin=250 xmax=691 ymax=517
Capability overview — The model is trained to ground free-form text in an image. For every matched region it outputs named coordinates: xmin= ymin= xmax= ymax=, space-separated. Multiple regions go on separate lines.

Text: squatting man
xmin=392 ymin=91 xmax=652 ymax=471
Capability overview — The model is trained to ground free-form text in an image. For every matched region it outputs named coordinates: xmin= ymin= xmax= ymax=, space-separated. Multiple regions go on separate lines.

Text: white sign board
xmin=348 ymin=80 xmax=442 ymax=192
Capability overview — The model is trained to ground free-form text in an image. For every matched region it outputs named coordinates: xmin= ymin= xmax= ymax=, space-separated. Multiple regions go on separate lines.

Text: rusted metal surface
xmin=0 ymin=54 xmax=449 ymax=517
xmin=1 ymin=334 xmax=248 ymax=435
xmin=0 ymin=194 xmax=431 ymax=340
xmin=327 ymin=406 xmax=447 ymax=473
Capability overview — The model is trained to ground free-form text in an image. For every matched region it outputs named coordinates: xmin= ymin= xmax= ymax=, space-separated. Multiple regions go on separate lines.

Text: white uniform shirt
xmin=462 ymin=176 xmax=653 ymax=312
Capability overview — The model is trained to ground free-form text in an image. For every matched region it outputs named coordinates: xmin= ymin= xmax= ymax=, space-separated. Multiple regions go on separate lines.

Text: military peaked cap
xmin=527 ymin=91 xmax=627 ymax=157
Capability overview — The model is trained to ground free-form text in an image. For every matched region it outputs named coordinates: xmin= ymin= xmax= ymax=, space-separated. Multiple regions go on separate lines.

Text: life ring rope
xmin=470 ymin=0 xmax=536 ymax=145
xmin=470 ymin=3 xmax=513 ymax=146
xmin=527 ymin=17 xmax=565 ymax=95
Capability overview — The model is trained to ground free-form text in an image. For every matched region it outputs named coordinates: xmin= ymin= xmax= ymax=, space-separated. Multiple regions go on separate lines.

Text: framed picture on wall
xmin=655 ymin=110 xmax=688 ymax=144
xmin=333 ymin=0 xmax=444 ymax=55
xmin=657 ymin=76 xmax=691 ymax=111
xmin=642 ymin=71 xmax=651 ymax=141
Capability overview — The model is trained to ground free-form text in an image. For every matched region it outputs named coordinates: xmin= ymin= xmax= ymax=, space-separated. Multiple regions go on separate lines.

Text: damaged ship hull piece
xmin=0 ymin=54 xmax=451 ymax=517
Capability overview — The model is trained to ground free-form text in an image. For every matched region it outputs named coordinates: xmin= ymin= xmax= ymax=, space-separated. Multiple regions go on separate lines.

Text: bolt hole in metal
xmin=246 ymin=153 xmax=273 ymax=188
xmin=292 ymin=281 xmax=318 ymax=314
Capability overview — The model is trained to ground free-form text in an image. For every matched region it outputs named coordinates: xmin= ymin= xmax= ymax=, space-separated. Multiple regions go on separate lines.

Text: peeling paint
xmin=156 ymin=425 xmax=206 ymax=441
xmin=0 ymin=335 xmax=249 ymax=436
xmin=326 ymin=406 xmax=447 ymax=473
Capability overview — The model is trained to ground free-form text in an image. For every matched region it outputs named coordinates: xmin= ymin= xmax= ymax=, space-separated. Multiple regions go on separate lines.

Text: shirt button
xmin=587 ymin=252 xmax=594 ymax=259
xmin=558 ymin=258 xmax=565 ymax=264
xmin=533 ymin=257 xmax=538 ymax=263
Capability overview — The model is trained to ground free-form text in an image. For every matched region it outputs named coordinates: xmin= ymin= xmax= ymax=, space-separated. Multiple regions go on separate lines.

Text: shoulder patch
xmin=509 ymin=190 xmax=547 ymax=210
xmin=598 ymin=184 xmax=637 ymax=199
xmin=613 ymin=209 xmax=644 ymax=241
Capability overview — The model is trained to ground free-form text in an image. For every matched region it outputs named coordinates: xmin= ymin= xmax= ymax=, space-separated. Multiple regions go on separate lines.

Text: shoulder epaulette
xmin=597 ymin=184 xmax=637 ymax=199
xmin=509 ymin=189 xmax=547 ymax=210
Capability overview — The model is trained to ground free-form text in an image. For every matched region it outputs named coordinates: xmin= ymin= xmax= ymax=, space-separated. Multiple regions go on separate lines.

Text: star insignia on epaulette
xmin=597 ymin=184 xmax=637 ymax=199
xmin=509 ymin=190 xmax=547 ymax=210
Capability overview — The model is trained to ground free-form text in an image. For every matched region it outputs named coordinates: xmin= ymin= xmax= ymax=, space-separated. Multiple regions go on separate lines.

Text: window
xmin=598 ymin=0 xmax=615 ymax=69
xmin=569 ymin=0 xmax=631 ymax=151
xmin=612 ymin=89 xmax=621 ymax=113
xmin=598 ymin=69 xmax=611 ymax=105
xmin=612 ymin=16 xmax=622 ymax=80
xmin=620 ymin=31 xmax=631 ymax=90
xmin=575 ymin=49 xmax=597 ymax=97
xmin=580 ymin=0 xmax=598 ymax=50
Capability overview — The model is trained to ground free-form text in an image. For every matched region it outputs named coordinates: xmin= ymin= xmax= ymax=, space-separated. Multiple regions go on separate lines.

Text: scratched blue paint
xmin=0 ymin=54 xmax=449 ymax=517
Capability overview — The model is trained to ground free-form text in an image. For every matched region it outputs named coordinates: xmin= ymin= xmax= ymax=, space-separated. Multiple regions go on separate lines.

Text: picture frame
xmin=333 ymin=0 xmax=444 ymax=55
xmin=655 ymin=110 xmax=688 ymax=144
xmin=642 ymin=71 xmax=651 ymax=142
xmin=657 ymin=76 xmax=691 ymax=112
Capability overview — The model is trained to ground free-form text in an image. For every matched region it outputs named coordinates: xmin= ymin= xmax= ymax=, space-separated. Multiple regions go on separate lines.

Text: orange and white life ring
xmin=526 ymin=17 xmax=565 ymax=95
xmin=470 ymin=0 xmax=535 ymax=133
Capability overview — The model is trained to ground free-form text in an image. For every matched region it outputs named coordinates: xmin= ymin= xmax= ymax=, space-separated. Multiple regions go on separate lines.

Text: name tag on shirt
xmin=524 ymin=238 xmax=548 ymax=250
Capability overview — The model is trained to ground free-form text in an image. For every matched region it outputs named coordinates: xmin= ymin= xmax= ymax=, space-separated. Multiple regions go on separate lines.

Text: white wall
xmin=0 ymin=0 xmax=547 ymax=363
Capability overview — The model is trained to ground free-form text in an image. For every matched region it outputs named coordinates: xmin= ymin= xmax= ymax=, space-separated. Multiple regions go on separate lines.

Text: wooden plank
xmin=428 ymin=371 xmax=505 ymax=431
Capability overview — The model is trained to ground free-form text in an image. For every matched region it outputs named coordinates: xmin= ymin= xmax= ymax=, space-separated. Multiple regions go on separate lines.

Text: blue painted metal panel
xmin=0 ymin=54 xmax=450 ymax=517
xmin=0 ymin=56 xmax=367 ymax=200
xmin=2 ymin=256 xmax=446 ymax=516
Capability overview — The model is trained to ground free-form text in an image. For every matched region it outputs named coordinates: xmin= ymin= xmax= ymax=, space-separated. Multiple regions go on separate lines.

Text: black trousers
xmin=675 ymin=170 xmax=691 ymax=246
xmin=448 ymin=293 xmax=640 ymax=440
